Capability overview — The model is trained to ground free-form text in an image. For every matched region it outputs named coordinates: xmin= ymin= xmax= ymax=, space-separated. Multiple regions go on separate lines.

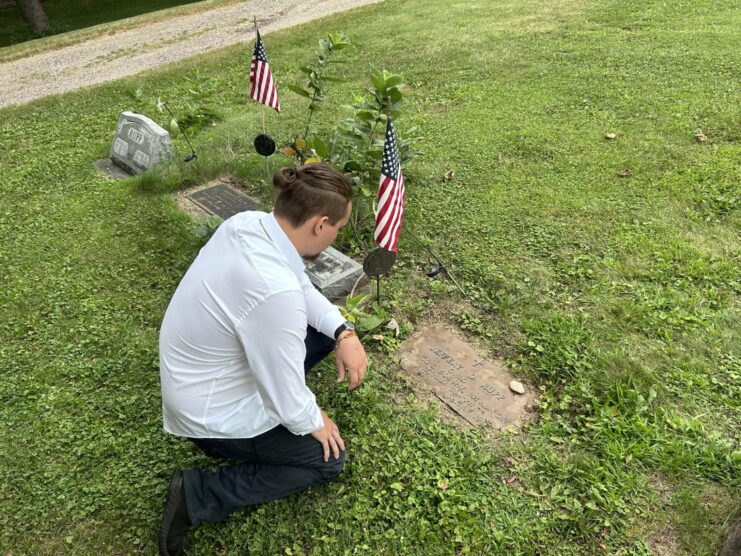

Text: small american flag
xmin=249 ymin=30 xmax=280 ymax=112
xmin=374 ymin=118 xmax=406 ymax=253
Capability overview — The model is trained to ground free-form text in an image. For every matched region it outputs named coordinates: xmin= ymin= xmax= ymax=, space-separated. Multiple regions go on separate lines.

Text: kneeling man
xmin=158 ymin=164 xmax=367 ymax=555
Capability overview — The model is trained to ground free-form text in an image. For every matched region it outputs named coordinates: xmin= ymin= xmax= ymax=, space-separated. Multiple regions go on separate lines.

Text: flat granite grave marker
xmin=305 ymin=247 xmax=365 ymax=301
xmin=399 ymin=324 xmax=533 ymax=430
xmin=110 ymin=111 xmax=173 ymax=175
xmin=188 ymin=184 xmax=260 ymax=220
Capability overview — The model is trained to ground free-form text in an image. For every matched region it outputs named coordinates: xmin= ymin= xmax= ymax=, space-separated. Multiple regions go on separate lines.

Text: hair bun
xmin=274 ymin=167 xmax=298 ymax=192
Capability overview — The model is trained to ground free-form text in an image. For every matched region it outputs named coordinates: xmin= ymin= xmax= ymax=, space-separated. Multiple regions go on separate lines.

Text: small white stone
xmin=509 ymin=380 xmax=525 ymax=395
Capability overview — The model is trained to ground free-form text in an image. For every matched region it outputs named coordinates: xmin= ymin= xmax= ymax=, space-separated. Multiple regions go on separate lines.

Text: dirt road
xmin=0 ymin=0 xmax=381 ymax=109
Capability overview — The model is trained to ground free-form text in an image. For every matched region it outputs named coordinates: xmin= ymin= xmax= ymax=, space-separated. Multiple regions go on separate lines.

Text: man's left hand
xmin=335 ymin=331 xmax=367 ymax=390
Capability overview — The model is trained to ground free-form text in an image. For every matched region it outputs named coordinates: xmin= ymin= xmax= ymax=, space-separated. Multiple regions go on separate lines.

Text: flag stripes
xmin=249 ymin=30 xmax=280 ymax=113
xmin=374 ymin=118 xmax=405 ymax=253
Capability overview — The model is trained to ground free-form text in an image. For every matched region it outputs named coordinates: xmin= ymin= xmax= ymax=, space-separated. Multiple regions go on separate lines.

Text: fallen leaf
xmin=617 ymin=169 xmax=632 ymax=178
xmin=443 ymin=169 xmax=455 ymax=181
xmin=604 ymin=132 xmax=617 ymax=140
xmin=280 ymin=146 xmax=297 ymax=158
xmin=304 ymin=156 xmax=322 ymax=164
xmin=694 ymin=129 xmax=708 ymax=142
xmin=372 ymin=334 xmax=384 ymax=341
xmin=169 ymin=118 xmax=180 ymax=138
xmin=611 ymin=409 xmax=621 ymax=417
xmin=498 ymin=152 xmax=506 ymax=165
xmin=505 ymin=476 xmax=518 ymax=485
xmin=599 ymin=542 xmax=606 ymax=551
xmin=439 ymin=481 xmax=449 ymax=490
xmin=600 ymin=527 xmax=609 ymax=537
xmin=502 ymin=456 xmax=517 ymax=467
xmin=386 ymin=318 xmax=400 ymax=337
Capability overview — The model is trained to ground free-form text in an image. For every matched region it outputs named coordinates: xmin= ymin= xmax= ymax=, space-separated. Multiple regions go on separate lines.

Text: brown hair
xmin=273 ymin=163 xmax=353 ymax=227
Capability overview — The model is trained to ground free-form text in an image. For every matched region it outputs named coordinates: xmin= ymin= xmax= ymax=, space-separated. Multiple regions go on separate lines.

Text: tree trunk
xmin=16 ymin=0 xmax=50 ymax=34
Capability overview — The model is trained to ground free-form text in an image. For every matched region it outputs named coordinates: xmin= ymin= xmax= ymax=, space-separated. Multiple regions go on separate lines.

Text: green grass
xmin=0 ymin=0 xmax=221 ymax=48
xmin=1 ymin=0 xmax=739 ymax=554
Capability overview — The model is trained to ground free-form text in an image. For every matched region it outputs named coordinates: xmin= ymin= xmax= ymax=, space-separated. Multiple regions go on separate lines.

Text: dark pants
xmin=183 ymin=326 xmax=342 ymax=525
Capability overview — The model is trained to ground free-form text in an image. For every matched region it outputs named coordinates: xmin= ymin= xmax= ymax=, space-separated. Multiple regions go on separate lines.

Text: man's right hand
xmin=311 ymin=410 xmax=345 ymax=462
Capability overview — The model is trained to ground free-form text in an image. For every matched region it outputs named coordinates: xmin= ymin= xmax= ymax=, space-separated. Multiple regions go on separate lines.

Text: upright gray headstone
xmin=110 ymin=111 xmax=174 ymax=175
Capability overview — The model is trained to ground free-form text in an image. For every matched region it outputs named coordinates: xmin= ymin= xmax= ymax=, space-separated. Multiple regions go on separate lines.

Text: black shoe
xmin=159 ymin=470 xmax=192 ymax=556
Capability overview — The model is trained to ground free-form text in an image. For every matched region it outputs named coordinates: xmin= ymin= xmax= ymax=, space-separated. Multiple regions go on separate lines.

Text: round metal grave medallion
xmin=254 ymin=134 xmax=276 ymax=156
xmin=363 ymin=247 xmax=397 ymax=277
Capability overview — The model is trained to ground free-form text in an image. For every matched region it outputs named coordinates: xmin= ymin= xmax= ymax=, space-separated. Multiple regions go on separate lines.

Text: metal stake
xmin=400 ymin=224 xmax=469 ymax=299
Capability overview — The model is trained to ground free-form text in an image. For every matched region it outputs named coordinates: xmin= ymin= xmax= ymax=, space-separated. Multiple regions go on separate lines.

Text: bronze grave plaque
xmin=398 ymin=324 xmax=533 ymax=430
xmin=188 ymin=184 xmax=259 ymax=220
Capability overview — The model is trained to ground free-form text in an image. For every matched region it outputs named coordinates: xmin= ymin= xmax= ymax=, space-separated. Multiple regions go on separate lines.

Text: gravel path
xmin=0 ymin=0 xmax=381 ymax=109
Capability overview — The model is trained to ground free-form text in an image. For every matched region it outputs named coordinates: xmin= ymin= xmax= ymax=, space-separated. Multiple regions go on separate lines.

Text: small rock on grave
xmin=509 ymin=380 xmax=525 ymax=395
xmin=110 ymin=111 xmax=173 ymax=175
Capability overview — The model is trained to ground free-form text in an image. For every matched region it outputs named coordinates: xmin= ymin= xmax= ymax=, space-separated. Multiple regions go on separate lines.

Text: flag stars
xmin=381 ymin=120 xmax=400 ymax=179
xmin=255 ymin=43 xmax=267 ymax=63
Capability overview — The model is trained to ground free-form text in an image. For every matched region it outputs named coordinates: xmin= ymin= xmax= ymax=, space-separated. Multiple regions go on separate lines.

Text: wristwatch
xmin=334 ymin=320 xmax=356 ymax=340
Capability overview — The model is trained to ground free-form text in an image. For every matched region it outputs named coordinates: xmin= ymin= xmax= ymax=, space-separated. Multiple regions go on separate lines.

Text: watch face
xmin=344 ymin=321 xmax=356 ymax=331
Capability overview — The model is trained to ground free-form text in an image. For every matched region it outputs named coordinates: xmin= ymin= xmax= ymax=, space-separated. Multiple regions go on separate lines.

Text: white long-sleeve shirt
xmin=159 ymin=211 xmax=345 ymax=438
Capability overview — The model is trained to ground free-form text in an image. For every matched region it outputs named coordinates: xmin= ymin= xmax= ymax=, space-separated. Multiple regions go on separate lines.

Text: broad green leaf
xmin=370 ymin=69 xmax=386 ymax=92
xmin=311 ymin=137 xmax=329 ymax=158
xmin=388 ymin=89 xmax=403 ymax=103
xmin=287 ymin=84 xmax=312 ymax=98
xmin=356 ymin=110 xmax=375 ymax=122
xmin=169 ymin=118 xmax=180 ymax=137
xmin=346 ymin=293 xmax=369 ymax=309
xmin=385 ymin=75 xmax=404 ymax=88
xmin=358 ymin=314 xmax=384 ymax=332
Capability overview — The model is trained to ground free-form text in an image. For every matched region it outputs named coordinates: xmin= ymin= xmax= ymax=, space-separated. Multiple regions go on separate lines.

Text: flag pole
xmin=372 ymin=99 xmax=394 ymax=307
xmin=386 ymin=99 xmax=467 ymax=299
xmin=254 ymin=16 xmax=267 ymax=135
xmin=253 ymin=16 xmax=270 ymax=182
xmin=261 ymin=104 xmax=269 ymax=182
xmin=399 ymin=225 xmax=468 ymax=298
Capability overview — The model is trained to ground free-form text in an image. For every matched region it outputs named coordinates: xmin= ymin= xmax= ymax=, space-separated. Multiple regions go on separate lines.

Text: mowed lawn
xmin=0 ymin=0 xmax=738 ymax=554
